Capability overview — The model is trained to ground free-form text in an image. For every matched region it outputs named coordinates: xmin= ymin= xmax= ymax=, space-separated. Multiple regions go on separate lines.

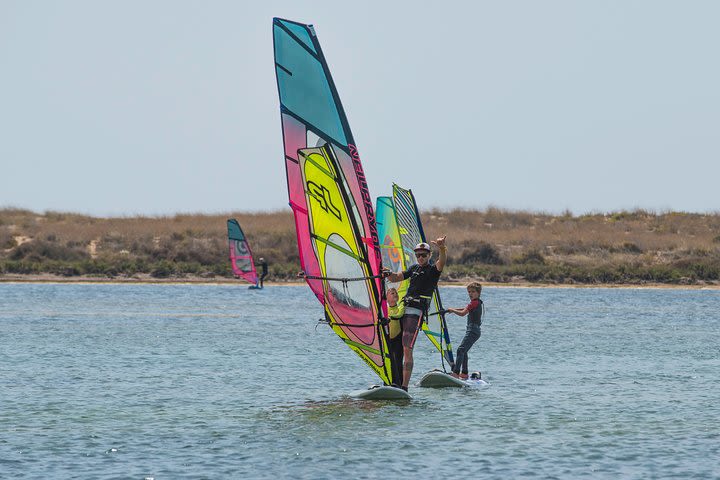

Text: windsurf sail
xmin=375 ymin=196 xmax=407 ymax=297
xmin=273 ymin=18 xmax=393 ymax=385
xmin=391 ymin=184 xmax=455 ymax=367
xmin=227 ymin=218 xmax=258 ymax=285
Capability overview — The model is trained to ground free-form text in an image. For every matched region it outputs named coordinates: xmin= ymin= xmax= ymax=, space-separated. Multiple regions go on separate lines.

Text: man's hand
xmin=432 ymin=235 xmax=447 ymax=272
xmin=431 ymin=236 xmax=447 ymax=249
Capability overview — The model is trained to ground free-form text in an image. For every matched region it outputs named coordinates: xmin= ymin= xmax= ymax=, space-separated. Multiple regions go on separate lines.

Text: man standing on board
xmin=383 ymin=236 xmax=447 ymax=391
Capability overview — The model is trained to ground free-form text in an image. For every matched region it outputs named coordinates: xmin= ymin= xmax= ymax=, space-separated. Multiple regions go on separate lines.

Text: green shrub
xmin=513 ymin=249 xmax=546 ymax=265
xmin=620 ymin=242 xmax=643 ymax=254
xmin=10 ymin=241 xmax=88 ymax=262
xmin=2 ymin=261 xmax=42 ymax=274
xmin=150 ymin=260 xmax=175 ymax=278
xmin=460 ymin=242 xmax=504 ymax=265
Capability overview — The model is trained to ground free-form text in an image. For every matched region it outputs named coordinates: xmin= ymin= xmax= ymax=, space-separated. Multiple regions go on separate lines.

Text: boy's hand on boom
xmin=381 ymin=268 xmax=392 ymax=278
xmin=297 ymin=271 xmax=306 ymax=278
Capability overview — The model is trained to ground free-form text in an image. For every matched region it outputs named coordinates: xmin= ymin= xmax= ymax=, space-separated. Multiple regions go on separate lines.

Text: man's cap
xmin=414 ymin=242 xmax=431 ymax=252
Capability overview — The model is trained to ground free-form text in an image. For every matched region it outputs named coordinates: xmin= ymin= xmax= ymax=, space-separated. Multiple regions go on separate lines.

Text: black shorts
xmin=401 ymin=314 xmax=422 ymax=349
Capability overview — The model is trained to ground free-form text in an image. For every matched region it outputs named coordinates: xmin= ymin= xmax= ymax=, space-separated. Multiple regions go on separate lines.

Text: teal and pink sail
xmin=273 ymin=18 xmax=394 ymax=384
xmin=227 ymin=219 xmax=258 ymax=285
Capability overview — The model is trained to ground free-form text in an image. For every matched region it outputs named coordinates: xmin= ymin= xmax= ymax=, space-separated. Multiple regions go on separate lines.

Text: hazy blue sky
xmin=2 ymin=1 xmax=718 ymax=216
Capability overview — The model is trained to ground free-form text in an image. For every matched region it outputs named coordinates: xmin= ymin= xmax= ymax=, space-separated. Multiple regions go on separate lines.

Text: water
xmin=1 ymin=284 xmax=719 ymax=479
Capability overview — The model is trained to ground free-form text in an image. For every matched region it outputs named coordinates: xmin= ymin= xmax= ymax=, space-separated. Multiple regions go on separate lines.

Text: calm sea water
xmin=1 ymin=283 xmax=718 ymax=479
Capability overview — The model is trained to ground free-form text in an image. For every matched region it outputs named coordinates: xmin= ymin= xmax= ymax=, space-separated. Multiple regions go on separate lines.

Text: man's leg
xmin=400 ymin=314 xmax=422 ymax=389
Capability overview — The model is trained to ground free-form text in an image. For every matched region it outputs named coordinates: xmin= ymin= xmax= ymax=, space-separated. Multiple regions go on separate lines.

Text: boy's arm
xmin=457 ymin=300 xmax=480 ymax=317
xmin=384 ymin=270 xmax=404 ymax=283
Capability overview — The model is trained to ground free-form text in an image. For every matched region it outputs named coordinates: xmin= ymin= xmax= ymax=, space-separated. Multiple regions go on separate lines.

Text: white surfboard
xmin=418 ymin=370 xmax=488 ymax=388
xmin=349 ymin=385 xmax=412 ymax=400
xmin=417 ymin=370 xmax=466 ymax=388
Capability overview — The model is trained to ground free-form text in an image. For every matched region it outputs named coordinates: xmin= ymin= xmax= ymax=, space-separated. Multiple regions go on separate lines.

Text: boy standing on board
xmin=446 ymin=282 xmax=483 ymax=380
xmin=385 ymin=287 xmax=405 ymax=387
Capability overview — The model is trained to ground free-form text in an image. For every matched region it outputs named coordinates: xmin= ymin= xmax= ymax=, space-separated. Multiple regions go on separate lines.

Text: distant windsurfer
xmin=446 ymin=282 xmax=483 ymax=380
xmin=383 ymin=236 xmax=447 ymax=391
xmin=257 ymin=257 xmax=268 ymax=288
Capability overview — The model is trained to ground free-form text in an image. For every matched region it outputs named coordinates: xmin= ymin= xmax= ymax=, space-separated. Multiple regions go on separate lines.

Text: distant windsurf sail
xmin=392 ymin=184 xmax=454 ymax=366
xmin=273 ymin=18 xmax=393 ymax=385
xmin=228 ymin=218 xmax=258 ymax=284
xmin=227 ymin=219 xmax=258 ymax=285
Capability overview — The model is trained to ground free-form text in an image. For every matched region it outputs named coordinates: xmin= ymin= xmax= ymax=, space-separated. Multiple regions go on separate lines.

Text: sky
xmin=1 ymin=1 xmax=719 ymax=217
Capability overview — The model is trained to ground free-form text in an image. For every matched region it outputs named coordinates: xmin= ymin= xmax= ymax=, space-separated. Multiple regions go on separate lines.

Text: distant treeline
xmin=1 ymin=208 xmax=720 ymax=285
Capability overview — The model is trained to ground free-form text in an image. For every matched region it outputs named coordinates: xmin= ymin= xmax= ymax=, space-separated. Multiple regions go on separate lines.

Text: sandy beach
xmin=2 ymin=273 xmax=718 ymax=290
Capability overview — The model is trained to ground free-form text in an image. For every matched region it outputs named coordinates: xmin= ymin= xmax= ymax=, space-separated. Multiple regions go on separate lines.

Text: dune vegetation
xmin=1 ymin=207 xmax=719 ymax=285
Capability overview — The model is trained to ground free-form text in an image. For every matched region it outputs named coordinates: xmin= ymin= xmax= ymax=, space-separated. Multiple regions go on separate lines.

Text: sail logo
xmin=307 ymin=181 xmax=342 ymax=221
xmin=349 ymin=144 xmax=381 ymax=261
xmin=384 ymin=236 xmax=402 ymax=265
xmin=234 ymin=240 xmax=249 ymax=256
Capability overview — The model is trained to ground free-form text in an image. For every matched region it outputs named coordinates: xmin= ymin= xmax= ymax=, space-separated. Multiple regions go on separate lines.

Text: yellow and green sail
xmin=376 ymin=184 xmax=455 ymax=367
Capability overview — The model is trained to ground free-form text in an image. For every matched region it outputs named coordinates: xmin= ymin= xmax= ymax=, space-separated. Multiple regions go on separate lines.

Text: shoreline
xmin=2 ymin=274 xmax=718 ymax=290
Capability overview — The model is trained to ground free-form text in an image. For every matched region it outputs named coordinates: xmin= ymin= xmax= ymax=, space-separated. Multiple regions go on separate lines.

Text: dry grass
xmin=425 ymin=207 xmax=720 ymax=263
xmin=2 ymin=207 xmax=719 ymax=284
